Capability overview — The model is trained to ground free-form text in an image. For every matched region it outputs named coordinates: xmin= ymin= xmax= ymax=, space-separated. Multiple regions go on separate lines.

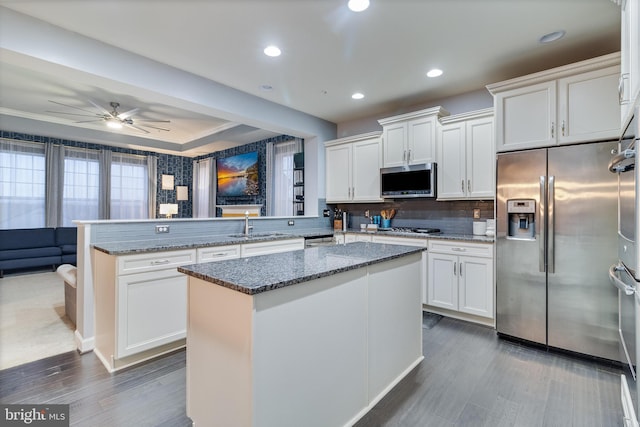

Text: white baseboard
xmin=74 ymin=330 xmax=95 ymax=354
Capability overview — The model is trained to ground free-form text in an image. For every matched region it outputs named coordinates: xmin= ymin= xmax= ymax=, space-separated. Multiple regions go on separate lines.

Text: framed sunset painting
xmin=216 ymin=152 xmax=259 ymax=197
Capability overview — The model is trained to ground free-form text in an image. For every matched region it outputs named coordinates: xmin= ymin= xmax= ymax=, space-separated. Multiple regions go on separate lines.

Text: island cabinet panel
xmin=185 ymin=252 xmax=424 ymax=427
xmin=116 ymin=268 xmax=187 ymax=358
xmin=93 ymin=248 xmax=196 ymax=372
xmin=196 ymin=244 xmax=240 ymax=262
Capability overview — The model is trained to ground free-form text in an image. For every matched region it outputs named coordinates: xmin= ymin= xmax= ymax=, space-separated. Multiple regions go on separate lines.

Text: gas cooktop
xmin=380 ymin=227 xmax=441 ymax=234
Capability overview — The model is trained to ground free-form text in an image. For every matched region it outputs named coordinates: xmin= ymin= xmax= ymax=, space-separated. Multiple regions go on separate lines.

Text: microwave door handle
xmin=609 ymin=263 xmax=636 ymax=296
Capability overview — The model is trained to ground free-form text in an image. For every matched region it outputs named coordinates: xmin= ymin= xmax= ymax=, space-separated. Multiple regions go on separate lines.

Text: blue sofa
xmin=0 ymin=227 xmax=77 ymax=278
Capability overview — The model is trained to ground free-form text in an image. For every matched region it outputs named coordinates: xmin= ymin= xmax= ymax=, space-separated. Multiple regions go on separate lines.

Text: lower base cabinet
xmin=427 ymin=240 xmax=494 ymax=321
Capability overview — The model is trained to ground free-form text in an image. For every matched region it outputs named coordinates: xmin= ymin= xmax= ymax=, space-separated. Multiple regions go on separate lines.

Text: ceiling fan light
xmin=348 ymin=0 xmax=370 ymax=12
xmin=106 ymin=118 xmax=122 ymax=129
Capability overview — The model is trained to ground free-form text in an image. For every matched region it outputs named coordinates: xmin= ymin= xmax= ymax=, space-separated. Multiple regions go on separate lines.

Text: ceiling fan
xmin=47 ymin=100 xmax=170 ymax=134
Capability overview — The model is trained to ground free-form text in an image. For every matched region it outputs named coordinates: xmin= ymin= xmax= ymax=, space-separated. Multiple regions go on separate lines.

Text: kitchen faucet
xmin=244 ymin=211 xmax=253 ymax=236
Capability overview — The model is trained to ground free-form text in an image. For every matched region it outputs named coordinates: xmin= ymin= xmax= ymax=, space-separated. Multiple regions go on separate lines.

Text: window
xmin=193 ymin=158 xmax=214 ymax=218
xmin=62 ymin=148 xmax=100 ymax=226
xmin=268 ymin=139 xmax=303 ymax=216
xmin=0 ymin=140 xmax=46 ymax=228
xmin=110 ymin=153 xmax=149 ymax=219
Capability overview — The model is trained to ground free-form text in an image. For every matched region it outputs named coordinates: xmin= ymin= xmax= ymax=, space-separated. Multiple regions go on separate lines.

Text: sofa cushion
xmin=0 ymin=256 xmax=61 ymax=271
xmin=0 ymin=246 xmax=62 ymax=261
xmin=0 ymin=228 xmax=56 ymax=250
xmin=55 ymin=227 xmax=77 ymax=246
xmin=60 ymin=244 xmax=77 ymax=254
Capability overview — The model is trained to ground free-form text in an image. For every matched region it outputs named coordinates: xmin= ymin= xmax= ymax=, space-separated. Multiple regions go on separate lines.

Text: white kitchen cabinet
xmin=621 ymin=0 xmax=640 ymax=125
xmin=438 ymin=109 xmax=494 ymax=200
xmin=488 ymin=53 xmax=621 ymax=152
xmin=94 ymin=248 xmax=197 ymax=372
xmin=345 ymin=233 xmax=372 ymax=243
xmin=197 ymin=244 xmax=241 ymax=262
xmin=241 ymin=238 xmax=304 ymax=257
xmin=427 ymin=240 xmax=494 ymax=321
xmin=378 ymin=107 xmax=449 ymax=167
xmin=371 ymin=235 xmax=428 ymax=304
xmin=325 ymin=132 xmax=383 ymax=203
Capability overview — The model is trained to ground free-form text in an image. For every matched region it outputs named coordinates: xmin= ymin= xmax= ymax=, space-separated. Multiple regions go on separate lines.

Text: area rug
xmin=0 ymin=271 xmax=76 ymax=370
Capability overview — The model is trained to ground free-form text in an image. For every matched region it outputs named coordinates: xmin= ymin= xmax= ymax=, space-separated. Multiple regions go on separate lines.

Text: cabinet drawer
xmin=197 ymin=245 xmax=241 ymax=262
xmin=240 ymin=238 xmax=304 ymax=258
xmin=117 ymin=249 xmax=196 ymax=275
xmin=428 ymin=240 xmax=493 ymax=258
xmin=371 ymin=235 xmax=428 ymax=247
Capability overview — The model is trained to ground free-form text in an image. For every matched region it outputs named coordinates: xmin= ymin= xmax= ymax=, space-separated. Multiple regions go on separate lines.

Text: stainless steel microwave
xmin=380 ymin=163 xmax=436 ymax=198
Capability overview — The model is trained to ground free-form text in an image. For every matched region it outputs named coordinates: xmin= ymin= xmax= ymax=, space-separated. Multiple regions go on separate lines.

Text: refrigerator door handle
xmin=609 ymin=263 xmax=636 ymax=296
xmin=539 ymin=176 xmax=546 ymax=273
xmin=548 ymin=175 xmax=555 ymax=274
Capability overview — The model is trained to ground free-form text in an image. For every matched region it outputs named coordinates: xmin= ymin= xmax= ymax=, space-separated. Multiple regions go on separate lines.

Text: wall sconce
xmin=161 ymin=174 xmax=174 ymax=190
xmin=159 ymin=203 xmax=178 ymax=218
xmin=176 ymin=186 xmax=188 ymax=201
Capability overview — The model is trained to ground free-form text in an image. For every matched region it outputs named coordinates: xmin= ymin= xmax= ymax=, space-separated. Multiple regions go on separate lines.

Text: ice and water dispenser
xmin=507 ymin=199 xmax=536 ymax=239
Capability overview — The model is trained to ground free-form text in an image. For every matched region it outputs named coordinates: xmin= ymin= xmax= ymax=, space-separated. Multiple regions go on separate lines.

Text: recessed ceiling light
xmin=348 ymin=0 xmax=370 ymax=12
xmin=426 ymin=69 xmax=443 ymax=78
xmin=263 ymin=45 xmax=281 ymax=57
xmin=539 ymin=30 xmax=566 ymax=44
xmin=352 ymin=92 xmax=365 ymax=100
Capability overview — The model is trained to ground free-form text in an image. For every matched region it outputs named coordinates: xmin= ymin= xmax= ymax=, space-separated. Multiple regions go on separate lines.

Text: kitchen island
xmin=178 ymin=242 xmax=425 ymax=427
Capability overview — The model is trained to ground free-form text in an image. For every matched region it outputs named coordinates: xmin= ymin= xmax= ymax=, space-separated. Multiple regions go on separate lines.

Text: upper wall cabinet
xmin=378 ymin=107 xmax=449 ymax=167
xmin=325 ymin=132 xmax=383 ymax=203
xmin=487 ymin=53 xmax=621 ymax=152
xmin=621 ymin=0 xmax=640 ymax=125
xmin=437 ymin=109 xmax=494 ymax=200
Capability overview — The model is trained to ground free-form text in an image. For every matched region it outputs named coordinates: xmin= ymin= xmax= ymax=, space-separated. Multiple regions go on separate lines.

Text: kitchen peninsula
xmin=178 ymin=242 xmax=425 ymax=427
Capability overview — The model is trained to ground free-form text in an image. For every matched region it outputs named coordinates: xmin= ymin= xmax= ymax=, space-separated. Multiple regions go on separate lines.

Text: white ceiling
xmin=0 ymin=0 xmax=621 ymax=156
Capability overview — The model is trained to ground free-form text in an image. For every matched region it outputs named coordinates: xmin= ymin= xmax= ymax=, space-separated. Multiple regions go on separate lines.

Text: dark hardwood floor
xmin=0 ymin=314 xmax=625 ymax=426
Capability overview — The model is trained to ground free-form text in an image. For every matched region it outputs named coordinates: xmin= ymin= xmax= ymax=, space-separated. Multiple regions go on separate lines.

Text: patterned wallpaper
xmin=195 ymin=134 xmax=297 ymax=217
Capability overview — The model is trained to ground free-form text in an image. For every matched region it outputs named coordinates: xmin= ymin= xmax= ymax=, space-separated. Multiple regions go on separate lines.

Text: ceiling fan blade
xmin=117 ymin=108 xmax=139 ymax=119
xmin=123 ymin=123 xmax=150 ymax=134
xmin=74 ymin=119 xmax=104 ymax=123
xmin=138 ymin=123 xmax=170 ymax=132
xmin=48 ymin=100 xmax=100 ymax=115
xmin=134 ymin=119 xmax=171 ymax=123
xmin=46 ymin=110 xmax=102 ymax=118
xmin=87 ymin=99 xmax=114 ymax=117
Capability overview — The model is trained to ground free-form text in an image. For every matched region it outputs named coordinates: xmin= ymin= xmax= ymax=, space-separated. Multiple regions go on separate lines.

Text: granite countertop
xmin=178 ymin=242 xmax=424 ymax=295
xmin=92 ymin=228 xmax=333 ymax=255
xmin=337 ymin=229 xmax=495 ymax=243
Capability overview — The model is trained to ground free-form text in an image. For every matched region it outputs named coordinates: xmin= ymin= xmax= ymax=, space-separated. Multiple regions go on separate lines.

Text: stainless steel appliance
xmin=609 ymin=106 xmax=640 ymax=426
xmin=496 ymin=142 xmax=619 ymax=361
xmin=380 ymin=163 xmax=436 ymax=198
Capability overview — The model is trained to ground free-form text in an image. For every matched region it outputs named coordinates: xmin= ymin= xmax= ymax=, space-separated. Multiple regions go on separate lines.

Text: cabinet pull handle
xmin=561 ymin=120 xmax=565 ymax=136
xmin=452 ymin=247 xmax=466 ymax=252
xmin=407 ymin=149 xmax=412 ymax=163
xmin=551 ymin=122 xmax=555 ymax=138
xmin=454 ymin=262 xmax=457 ymax=276
xmin=467 ymin=180 xmax=471 ymax=193
xmin=403 ymin=150 xmax=407 ymax=162
xmin=151 ymin=259 xmax=170 ymax=265
xmin=461 ymin=180 xmax=464 ymax=192
xmin=460 ymin=262 xmax=463 ymax=276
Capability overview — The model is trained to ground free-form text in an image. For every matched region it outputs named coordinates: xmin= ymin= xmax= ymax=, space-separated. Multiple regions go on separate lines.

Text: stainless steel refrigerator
xmin=496 ymin=141 xmax=619 ymax=360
